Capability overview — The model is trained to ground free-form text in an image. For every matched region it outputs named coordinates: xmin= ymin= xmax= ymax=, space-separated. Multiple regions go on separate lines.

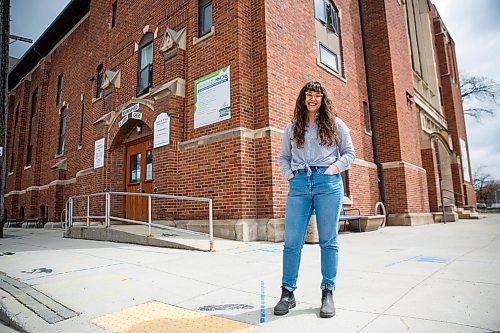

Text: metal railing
xmin=374 ymin=201 xmax=387 ymax=228
xmin=442 ymin=189 xmax=465 ymax=206
xmin=65 ymin=192 xmax=214 ymax=251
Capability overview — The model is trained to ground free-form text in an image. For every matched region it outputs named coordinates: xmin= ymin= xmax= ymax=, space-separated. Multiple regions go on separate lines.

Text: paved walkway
xmin=0 ymin=215 xmax=499 ymax=333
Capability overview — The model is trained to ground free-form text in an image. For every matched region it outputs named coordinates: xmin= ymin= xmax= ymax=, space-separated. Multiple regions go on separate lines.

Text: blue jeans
xmin=282 ymin=167 xmax=343 ymax=291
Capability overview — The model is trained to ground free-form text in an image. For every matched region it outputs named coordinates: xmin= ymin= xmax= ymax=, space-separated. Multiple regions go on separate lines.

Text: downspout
xmin=357 ymin=0 xmax=388 ymax=216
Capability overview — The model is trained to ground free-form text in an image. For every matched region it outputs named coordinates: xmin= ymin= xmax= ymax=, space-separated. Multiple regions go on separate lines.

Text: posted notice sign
xmin=194 ymin=66 xmax=231 ymax=129
xmin=94 ymin=138 xmax=105 ymax=169
xmin=154 ymin=113 xmax=171 ymax=148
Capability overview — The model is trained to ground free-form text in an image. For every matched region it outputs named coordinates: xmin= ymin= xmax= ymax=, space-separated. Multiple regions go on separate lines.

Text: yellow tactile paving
xmin=92 ymin=301 xmax=259 ymax=333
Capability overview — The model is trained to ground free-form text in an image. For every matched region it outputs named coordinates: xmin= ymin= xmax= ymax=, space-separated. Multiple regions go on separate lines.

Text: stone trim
xmin=316 ymin=59 xmax=347 ymax=83
xmin=193 ymin=26 xmax=215 ymax=45
xmin=106 ymin=98 xmax=155 ymax=129
xmin=76 ymin=167 xmax=95 ymax=177
xmin=150 ymin=78 xmax=185 ymax=100
xmin=352 ymin=158 xmax=377 ymax=169
xmin=382 ymin=160 xmax=426 ymax=173
xmin=93 ymin=111 xmax=114 ymax=126
xmin=51 ymin=158 xmax=67 ymax=170
xmin=4 ymin=167 xmax=93 ymax=197
xmin=179 ymin=126 xmax=283 ymax=151
xmin=386 ymin=213 xmax=433 ymax=226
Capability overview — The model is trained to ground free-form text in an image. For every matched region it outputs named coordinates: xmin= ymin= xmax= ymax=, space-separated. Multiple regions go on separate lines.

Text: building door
xmin=125 ymin=138 xmax=153 ymax=222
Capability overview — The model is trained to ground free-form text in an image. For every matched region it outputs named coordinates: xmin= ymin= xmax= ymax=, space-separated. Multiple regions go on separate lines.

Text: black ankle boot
xmin=320 ymin=288 xmax=335 ymax=318
xmin=274 ymin=287 xmax=296 ymax=315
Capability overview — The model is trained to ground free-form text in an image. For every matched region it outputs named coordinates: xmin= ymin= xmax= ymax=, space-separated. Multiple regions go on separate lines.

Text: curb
xmin=0 ymin=289 xmax=31 ymax=333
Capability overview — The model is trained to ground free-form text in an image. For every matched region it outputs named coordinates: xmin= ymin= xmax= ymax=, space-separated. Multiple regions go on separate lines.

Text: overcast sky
xmin=9 ymin=0 xmax=500 ymax=180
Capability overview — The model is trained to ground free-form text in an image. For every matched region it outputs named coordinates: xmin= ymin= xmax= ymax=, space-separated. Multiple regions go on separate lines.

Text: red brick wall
xmin=361 ymin=0 xmax=429 ymax=215
xmin=7 ymin=0 xmax=469 ymax=228
xmin=421 ymin=148 xmax=441 ymax=212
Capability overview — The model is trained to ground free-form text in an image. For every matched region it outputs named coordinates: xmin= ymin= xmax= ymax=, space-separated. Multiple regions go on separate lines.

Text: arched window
xmin=19 ymin=207 xmax=25 ymax=223
xmin=137 ymin=33 xmax=154 ymax=96
xmin=95 ymin=64 xmax=103 ymax=98
xmin=26 ymin=89 xmax=38 ymax=166
xmin=10 ymin=104 xmax=20 ymax=173
xmin=57 ymin=106 xmax=67 ymax=155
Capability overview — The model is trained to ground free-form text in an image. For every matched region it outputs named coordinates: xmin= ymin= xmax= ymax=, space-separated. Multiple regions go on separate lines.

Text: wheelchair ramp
xmin=64 ymin=224 xmax=242 ymax=252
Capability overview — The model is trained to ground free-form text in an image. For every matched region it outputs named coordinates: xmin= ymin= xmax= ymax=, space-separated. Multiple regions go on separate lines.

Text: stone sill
xmin=316 ymin=60 xmax=347 ymax=83
xmin=193 ymin=26 xmax=215 ymax=46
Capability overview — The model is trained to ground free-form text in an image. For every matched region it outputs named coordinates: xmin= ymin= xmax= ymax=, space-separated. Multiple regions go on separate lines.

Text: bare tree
xmin=460 ymin=73 xmax=500 ymax=119
xmin=473 ymin=167 xmax=493 ymax=203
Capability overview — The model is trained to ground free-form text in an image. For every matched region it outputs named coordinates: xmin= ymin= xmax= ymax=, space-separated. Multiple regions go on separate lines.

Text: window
xmin=342 ymin=171 xmax=349 ymax=196
xmin=363 ymin=102 xmax=371 ymax=134
xmin=319 ymin=43 xmax=339 ymax=73
xmin=111 ymin=1 xmax=117 ymax=28
xmin=130 ymin=153 xmax=141 ymax=183
xmin=198 ymin=0 xmax=212 ymax=37
xmin=79 ymin=95 xmax=85 ymax=147
xmin=314 ymin=0 xmax=339 ymax=34
xmin=26 ymin=89 xmax=38 ymax=166
xmin=57 ymin=106 xmax=67 ymax=155
xmin=10 ymin=104 xmax=20 ymax=173
xmin=146 ymin=150 xmax=153 ymax=181
xmin=314 ymin=0 xmax=343 ymax=76
xmin=95 ymin=64 xmax=103 ymax=98
xmin=136 ymin=33 xmax=154 ymax=96
xmin=56 ymin=73 xmax=64 ymax=105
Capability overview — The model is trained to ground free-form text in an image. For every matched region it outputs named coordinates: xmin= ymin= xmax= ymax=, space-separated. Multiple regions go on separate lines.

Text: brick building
xmin=4 ymin=0 xmax=475 ymax=240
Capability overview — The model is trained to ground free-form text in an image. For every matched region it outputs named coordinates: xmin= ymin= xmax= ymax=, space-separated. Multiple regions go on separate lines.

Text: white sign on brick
xmin=122 ymin=103 xmax=139 ymax=117
xmin=154 ymin=113 xmax=171 ymax=148
xmin=94 ymin=138 xmax=105 ymax=169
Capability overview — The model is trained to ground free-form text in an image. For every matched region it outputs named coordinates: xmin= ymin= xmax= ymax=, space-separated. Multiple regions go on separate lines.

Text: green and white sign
xmin=194 ymin=66 xmax=231 ymax=129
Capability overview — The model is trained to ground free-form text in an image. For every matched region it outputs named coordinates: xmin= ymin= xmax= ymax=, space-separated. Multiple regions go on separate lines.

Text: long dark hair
xmin=292 ymin=81 xmax=338 ymax=148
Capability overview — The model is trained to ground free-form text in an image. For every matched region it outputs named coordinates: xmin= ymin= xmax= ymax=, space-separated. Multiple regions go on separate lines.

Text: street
xmin=1 ymin=215 xmax=499 ymax=333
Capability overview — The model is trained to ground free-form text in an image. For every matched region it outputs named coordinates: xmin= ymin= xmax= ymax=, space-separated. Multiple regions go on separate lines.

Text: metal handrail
xmin=441 ymin=189 xmax=465 ymax=205
xmin=60 ymin=208 xmax=67 ymax=229
xmin=374 ymin=201 xmax=387 ymax=228
xmin=442 ymin=194 xmax=464 ymax=205
xmin=65 ymin=192 xmax=214 ymax=251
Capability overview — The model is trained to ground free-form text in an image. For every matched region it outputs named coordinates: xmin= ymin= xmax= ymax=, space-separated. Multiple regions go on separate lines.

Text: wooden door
xmin=125 ymin=138 xmax=153 ymax=222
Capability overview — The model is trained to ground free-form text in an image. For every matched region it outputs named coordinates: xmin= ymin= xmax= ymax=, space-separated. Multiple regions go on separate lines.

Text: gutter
xmin=357 ymin=0 xmax=388 ymax=215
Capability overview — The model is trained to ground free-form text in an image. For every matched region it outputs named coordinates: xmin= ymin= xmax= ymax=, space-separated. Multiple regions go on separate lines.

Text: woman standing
xmin=274 ymin=81 xmax=355 ymax=318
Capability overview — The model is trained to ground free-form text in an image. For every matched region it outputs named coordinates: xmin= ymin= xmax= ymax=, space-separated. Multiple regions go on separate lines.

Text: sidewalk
xmin=1 ymin=215 xmax=499 ymax=333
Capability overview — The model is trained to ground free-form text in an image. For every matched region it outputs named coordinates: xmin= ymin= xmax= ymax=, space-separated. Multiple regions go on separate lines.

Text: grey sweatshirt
xmin=279 ymin=117 xmax=355 ymax=179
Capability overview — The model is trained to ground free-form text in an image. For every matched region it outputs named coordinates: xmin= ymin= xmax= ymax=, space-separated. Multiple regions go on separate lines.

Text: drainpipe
xmin=357 ymin=0 xmax=388 ymax=216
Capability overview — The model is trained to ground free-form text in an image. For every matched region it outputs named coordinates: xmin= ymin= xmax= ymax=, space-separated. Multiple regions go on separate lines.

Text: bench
xmin=25 ymin=218 xmax=39 ymax=228
xmin=25 ymin=217 xmax=47 ymax=228
xmin=339 ymin=208 xmax=361 ymax=232
xmin=38 ymin=217 xmax=48 ymax=228
xmin=6 ymin=218 xmax=23 ymax=228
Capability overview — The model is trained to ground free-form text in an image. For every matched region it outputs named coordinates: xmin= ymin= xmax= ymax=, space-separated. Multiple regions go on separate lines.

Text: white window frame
xmin=319 ymin=43 xmax=339 ymax=73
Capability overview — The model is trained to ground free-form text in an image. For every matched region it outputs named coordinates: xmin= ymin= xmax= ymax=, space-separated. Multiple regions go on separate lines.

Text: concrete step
xmin=64 ymin=224 xmax=244 ymax=252
xmin=432 ymin=212 xmax=458 ymax=223
xmin=459 ymin=212 xmax=487 ymax=220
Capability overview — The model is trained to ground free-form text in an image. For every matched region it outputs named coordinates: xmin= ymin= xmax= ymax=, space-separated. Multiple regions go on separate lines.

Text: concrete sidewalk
xmin=0 ymin=215 xmax=499 ymax=333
